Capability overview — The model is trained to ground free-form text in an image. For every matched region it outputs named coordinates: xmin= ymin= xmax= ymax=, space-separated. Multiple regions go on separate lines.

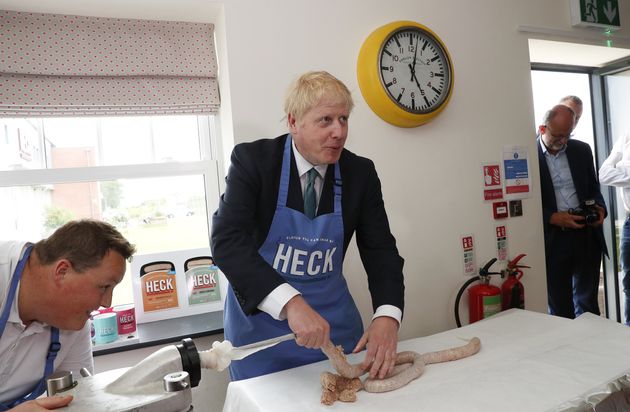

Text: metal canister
xmin=46 ymin=370 xmax=74 ymax=396
xmin=163 ymin=371 xmax=190 ymax=392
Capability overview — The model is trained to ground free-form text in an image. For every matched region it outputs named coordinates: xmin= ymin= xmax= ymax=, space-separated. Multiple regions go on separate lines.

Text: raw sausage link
xmin=321 ymin=337 xmax=481 ymax=393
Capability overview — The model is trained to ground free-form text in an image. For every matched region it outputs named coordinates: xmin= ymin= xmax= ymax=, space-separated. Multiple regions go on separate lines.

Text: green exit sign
xmin=571 ymin=0 xmax=621 ymax=29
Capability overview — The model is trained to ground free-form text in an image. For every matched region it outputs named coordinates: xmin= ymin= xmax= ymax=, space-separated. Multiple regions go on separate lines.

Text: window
xmin=530 ymin=70 xmax=594 ymax=149
xmin=0 ymin=115 xmax=221 ymax=307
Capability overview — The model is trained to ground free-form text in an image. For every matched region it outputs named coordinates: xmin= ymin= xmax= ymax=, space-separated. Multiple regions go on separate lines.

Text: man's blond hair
xmin=284 ymin=71 xmax=354 ymax=123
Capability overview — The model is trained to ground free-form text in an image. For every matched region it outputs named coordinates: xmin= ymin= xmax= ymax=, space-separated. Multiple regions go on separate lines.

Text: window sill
xmin=93 ymin=311 xmax=223 ymax=356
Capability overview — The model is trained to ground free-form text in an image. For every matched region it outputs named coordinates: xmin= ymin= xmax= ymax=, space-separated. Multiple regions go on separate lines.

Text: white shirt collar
xmin=291 ymin=138 xmax=328 ymax=179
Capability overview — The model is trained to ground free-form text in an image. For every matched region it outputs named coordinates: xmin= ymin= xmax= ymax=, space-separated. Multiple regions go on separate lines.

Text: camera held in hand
xmin=569 ymin=199 xmax=599 ymax=224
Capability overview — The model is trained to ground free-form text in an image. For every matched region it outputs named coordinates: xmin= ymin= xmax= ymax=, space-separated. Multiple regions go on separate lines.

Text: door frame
xmin=531 ymin=62 xmax=624 ymax=322
xmin=591 ymin=57 xmax=630 ymax=323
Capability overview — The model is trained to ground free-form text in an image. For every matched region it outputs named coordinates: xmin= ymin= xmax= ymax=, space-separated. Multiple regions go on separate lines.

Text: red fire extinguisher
xmin=455 ymin=258 xmax=502 ymax=327
xmin=500 ymin=254 xmax=529 ymax=311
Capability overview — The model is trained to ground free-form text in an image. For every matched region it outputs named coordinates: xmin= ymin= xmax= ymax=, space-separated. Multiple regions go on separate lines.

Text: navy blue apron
xmin=0 ymin=245 xmax=61 ymax=410
xmin=224 ymin=135 xmax=363 ymax=381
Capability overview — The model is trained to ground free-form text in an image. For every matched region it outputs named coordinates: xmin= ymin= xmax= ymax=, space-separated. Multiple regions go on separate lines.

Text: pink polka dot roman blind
xmin=0 ymin=10 xmax=220 ymax=116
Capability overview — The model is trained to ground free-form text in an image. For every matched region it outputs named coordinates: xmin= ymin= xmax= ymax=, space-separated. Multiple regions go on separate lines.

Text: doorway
xmin=530 ymin=69 xmax=605 ymax=316
xmin=529 ymin=39 xmax=630 ymax=323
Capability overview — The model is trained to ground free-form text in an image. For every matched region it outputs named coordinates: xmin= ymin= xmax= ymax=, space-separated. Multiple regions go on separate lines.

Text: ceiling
xmin=528 ymin=39 xmax=630 ymax=67
xmin=2 ymin=1 xmax=630 ymax=69
xmin=0 ymin=0 xmax=220 ymax=22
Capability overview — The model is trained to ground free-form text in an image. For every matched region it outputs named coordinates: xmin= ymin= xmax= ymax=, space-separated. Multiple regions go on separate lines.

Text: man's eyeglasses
xmin=543 ymin=125 xmax=573 ymax=140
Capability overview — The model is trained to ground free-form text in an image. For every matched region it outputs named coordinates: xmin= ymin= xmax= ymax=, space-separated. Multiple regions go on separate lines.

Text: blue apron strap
xmin=20 ymin=327 xmax=61 ymax=402
xmin=0 ymin=245 xmax=62 ymax=408
xmin=276 ymin=135 xmax=293 ymax=208
xmin=0 ymin=245 xmax=32 ymax=336
xmin=333 ymin=162 xmax=342 ymax=215
xmin=0 ymin=328 xmax=60 ymax=408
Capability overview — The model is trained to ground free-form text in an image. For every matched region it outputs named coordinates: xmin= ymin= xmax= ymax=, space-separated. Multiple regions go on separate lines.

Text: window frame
xmin=0 ymin=116 xmax=222 ymax=238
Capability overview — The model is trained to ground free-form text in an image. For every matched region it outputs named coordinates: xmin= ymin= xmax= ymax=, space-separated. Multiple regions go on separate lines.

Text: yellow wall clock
xmin=357 ymin=21 xmax=454 ymax=128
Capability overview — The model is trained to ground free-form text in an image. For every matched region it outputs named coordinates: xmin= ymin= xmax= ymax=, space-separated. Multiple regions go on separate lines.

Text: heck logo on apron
xmin=273 ymin=243 xmax=336 ymax=276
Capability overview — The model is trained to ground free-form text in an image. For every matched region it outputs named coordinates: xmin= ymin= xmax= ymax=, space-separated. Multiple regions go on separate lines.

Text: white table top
xmin=222 ymin=310 xmax=630 ymax=412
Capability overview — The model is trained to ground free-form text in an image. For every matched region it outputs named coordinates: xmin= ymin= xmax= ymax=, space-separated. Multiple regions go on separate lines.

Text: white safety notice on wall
xmin=502 ymin=145 xmax=531 ymax=200
xmin=496 ymin=225 xmax=508 ymax=262
xmin=461 ymin=234 xmax=476 ymax=277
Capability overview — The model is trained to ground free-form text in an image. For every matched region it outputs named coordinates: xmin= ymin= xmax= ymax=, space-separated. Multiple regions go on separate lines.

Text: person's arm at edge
xmin=599 ymin=135 xmax=630 ymax=187
xmin=8 ymin=396 xmax=73 ymax=411
xmin=351 ymin=158 xmax=404 ymax=379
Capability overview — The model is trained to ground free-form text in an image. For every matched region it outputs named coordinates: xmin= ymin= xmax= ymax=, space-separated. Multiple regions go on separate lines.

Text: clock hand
xmin=410 ymin=41 xmax=428 ymax=93
xmin=412 ymin=37 xmax=419 ymax=71
xmin=409 ymin=36 xmax=419 ymax=82
xmin=411 ymin=69 xmax=424 ymax=94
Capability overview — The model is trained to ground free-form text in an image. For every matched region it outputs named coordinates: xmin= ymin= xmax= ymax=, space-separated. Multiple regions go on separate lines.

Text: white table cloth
xmin=223 ymin=309 xmax=630 ymax=412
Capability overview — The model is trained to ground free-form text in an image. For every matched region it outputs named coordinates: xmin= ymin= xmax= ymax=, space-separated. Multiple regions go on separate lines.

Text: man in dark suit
xmin=211 ymin=71 xmax=404 ymax=381
xmin=537 ymin=104 xmax=607 ymax=319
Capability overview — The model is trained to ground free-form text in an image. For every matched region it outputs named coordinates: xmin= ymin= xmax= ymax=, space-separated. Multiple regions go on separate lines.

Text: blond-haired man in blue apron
xmin=212 ymin=71 xmax=405 ymax=381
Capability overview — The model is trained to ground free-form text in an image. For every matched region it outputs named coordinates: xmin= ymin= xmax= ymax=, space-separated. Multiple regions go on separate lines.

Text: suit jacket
xmin=537 ymin=137 xmax=608 ymax=255
xmin=211 ymin=134 xmax=405 ymax=316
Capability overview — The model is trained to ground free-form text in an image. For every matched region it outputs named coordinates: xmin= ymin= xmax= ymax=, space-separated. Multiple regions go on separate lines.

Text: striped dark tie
xmin=304 ymin=168 xmax=318 ymax=219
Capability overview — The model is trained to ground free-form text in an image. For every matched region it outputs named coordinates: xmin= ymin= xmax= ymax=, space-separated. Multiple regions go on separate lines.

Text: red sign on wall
xmin=462 ymin=236 xmax=474 ymax=249
xmin=482 ymin=163 xmax=503 ymax=201
xmin=484 ymin=165 xmax=501 ymax=186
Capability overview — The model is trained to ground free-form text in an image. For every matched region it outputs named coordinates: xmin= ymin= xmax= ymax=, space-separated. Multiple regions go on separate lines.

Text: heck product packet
xmin=140 ymin=261 xmax=179 ymax=312
xmin=185 ymin=256 xmax=221 ymax=305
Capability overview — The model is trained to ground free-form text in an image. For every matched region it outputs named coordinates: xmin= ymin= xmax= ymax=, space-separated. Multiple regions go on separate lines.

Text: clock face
xmin=378 ymin=27 xmax=452 ymax=115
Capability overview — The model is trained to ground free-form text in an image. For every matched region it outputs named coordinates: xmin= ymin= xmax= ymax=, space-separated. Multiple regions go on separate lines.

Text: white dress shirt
xmin=539 ymin=138 xmax=579 ymax=211
xmin=257 ymin=141 xmax=402 ymax=325
xmin=599 ymin=132 xmax=630 ymax=213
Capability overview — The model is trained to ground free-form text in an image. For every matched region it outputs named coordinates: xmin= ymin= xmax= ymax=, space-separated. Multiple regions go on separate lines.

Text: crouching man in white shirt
xmin=0 ymin=220 xmax=135 ymax=411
